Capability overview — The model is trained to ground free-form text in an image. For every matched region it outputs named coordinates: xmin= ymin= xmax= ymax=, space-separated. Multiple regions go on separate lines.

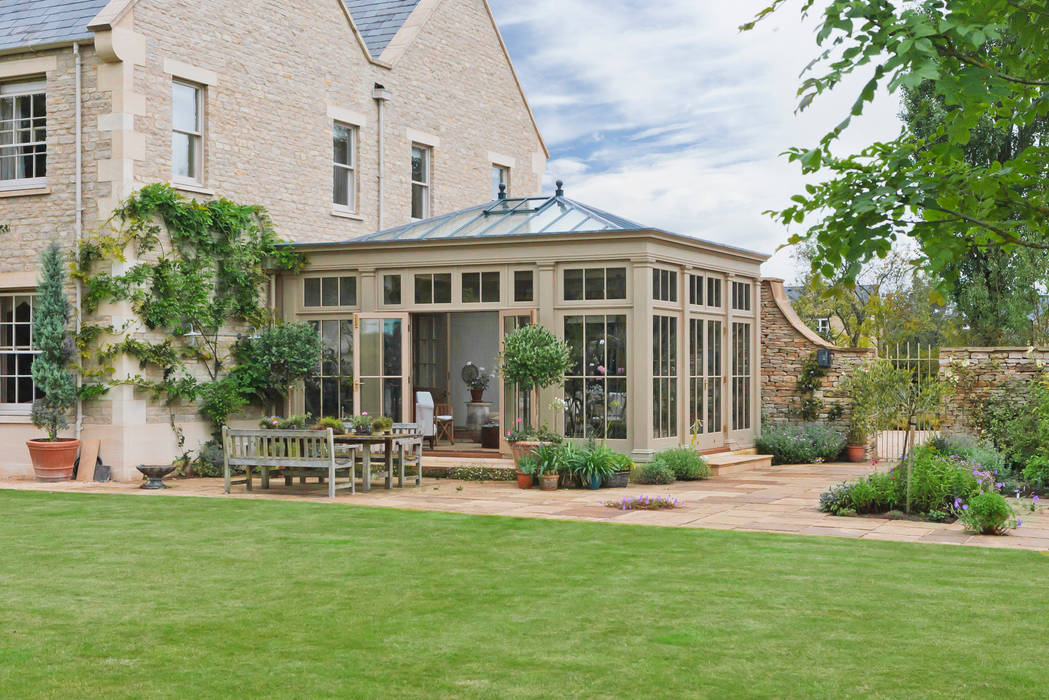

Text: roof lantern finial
xmin=555 ymin=180 xmax=564 ymax=197
xmin=498 ymin=183 xmax=506 ymax=200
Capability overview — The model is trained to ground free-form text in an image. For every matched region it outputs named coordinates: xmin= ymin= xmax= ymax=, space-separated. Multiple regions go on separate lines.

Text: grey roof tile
xmin=0 ymin=0 xmax=109 ymax=52
xmin=343 ymin=0 xmax=421 ymax=57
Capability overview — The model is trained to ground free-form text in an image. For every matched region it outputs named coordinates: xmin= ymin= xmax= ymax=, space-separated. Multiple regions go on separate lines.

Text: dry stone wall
xmin=939 ymin=346 xmax=1049 ymax=433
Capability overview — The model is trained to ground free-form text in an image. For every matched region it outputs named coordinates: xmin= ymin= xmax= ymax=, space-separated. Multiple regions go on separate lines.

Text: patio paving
xmin=3 ymin=461 xmax=1047 ymax=551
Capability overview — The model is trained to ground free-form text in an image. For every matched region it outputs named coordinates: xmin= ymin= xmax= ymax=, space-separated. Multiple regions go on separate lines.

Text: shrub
xmin=278 ymin=414 xmax=311 ymax=430
xmin=423 ymin=465 xmax=515 ymax=482
xmin=568 ymin=441 xmax=621 ymax=486
xmin=847 ymin=471 xmax=900 ymax=514
xmin=1022 ymin=455 xmax=1049 ymax=490
xmin=818 ymin=482 xmax=853 ymax=514
xmin=30 ymin=244 xmax=77 ymax=441
xmin=756 ymin=423 xmax=846 ymax=464
xmin=976 ymin=386 xmax=1045 ymax=469
xmin=953 ymin=491 xmax=1015 ymax=535
xmin=903 ymin=446 xmax=983 ymax=514
xmin=927 ymin=433 xmax=1005 ymax=473
xmin=636 ymin=461 xmax=675 ymax=485
xmin=193 ymin=439 xmax=225 ymax=477
xmin=317 ymin=416 xmax=344 ymax=434
xmin=652 ymin=447 xmax=711 ymax=480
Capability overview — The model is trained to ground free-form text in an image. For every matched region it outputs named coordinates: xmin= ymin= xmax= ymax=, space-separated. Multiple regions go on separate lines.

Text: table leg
xmin=385 ymin=440 xmax=393 ymax=489
xmin=362 ymin=449 xmax=371 ymax=492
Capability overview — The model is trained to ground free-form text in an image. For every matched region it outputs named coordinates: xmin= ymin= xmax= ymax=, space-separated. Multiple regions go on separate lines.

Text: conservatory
xmin=277 ymin=186 xmax=768 ymax=461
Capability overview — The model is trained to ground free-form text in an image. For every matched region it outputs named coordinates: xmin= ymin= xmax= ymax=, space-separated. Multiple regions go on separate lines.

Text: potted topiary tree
xmin=25 ymin=244 xmax=80 ymax=481
xmin=498 ymin=324 xmax=571 ymax=469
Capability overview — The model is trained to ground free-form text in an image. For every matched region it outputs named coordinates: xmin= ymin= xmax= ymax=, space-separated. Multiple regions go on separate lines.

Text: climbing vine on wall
xmin=72 ymin=183 xmax=306 ymax=434
xmin=795 ymin=352 xmax=829 ymax=421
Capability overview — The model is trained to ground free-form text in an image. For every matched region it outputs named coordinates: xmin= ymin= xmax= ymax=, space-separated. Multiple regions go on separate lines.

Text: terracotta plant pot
xmin=510 ymin=440 xmax=547 ymax=468
xmin=539 ymin=473 xmax=559 ymax=491
xmin=516 ymin=471 xmax=533 ymax=489
xmin=26 ymin=438 xmax=80 ymax=482
xmin=470 ymin=389 xmax=484 ymax=402
xmin=846 ymin=444 xmax=866 ymax=462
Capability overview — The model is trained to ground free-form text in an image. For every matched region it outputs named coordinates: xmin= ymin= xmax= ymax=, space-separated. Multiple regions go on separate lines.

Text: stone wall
xmin=939 ymin=346 xmax=1049 ymax=433
xmin=760 ymin=278 xmax=873 ymax=437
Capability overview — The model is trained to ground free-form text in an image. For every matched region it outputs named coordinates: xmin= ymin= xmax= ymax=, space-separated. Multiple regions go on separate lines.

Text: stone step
xmin=705 ymin=452 xmax=773 ymax=476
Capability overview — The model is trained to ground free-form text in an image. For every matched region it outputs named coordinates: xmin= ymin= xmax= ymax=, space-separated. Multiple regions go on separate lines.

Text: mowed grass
xmin=1 ymin=491 xmax=1047 ymax=699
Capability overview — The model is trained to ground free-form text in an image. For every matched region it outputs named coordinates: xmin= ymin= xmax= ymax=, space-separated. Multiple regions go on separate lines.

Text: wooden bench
xmin=221 ymin=427 xmax=359 ymax=499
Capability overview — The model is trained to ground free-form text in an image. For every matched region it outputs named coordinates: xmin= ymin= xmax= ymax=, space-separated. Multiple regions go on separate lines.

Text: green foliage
xmin=974 ymin=376 xmax=1049 ymax=470
xmin=926 ymin=433 xmax=1005 ymax=473
xmin=1021 ymin=456 xmax=1049 ymax=490
xmin=427 ymin=465 xmax=516 ymax=482
xmin=73 ymin=185 xmax=307 ymax=456
xmin=498 ymin=324 xmax=570 ymax=430
xmin=846 ymin=472 xmax=901 ymax=514
xmin=954 ymin=491 xmax=1015 ymax=535
xmin=636 ymin=461 xmax=675 ymax=485
xmin=651 ymin=447 xmax=711 ymax=481
xmin=905 ymin=446 xmax=983 ymax=514
xmin=795 ymin=353 xmax=828 ymax=420
xmin=818 ymin=481 xmax=854 ymax=515
xmin=756 ymin=423 xmax=846 ymax=465
xmin=745 ymin=1 xmax=1049 ymax=286
xmin=518 ymin=442 xmax=564 ymax=477
xmin=371 ymin=416 xmax=393 ymax=433
xmin=30 ymin=244 xmax=77 ymax=441
xmin=191 ymin=440 xmax=225 ymax=478
xmin=317 ymin=416 xmax=344 ymax=434
xmin=346 ymin=414 xmax=372 ymax=431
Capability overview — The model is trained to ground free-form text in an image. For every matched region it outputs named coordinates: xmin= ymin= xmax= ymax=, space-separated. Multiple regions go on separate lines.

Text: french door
xmin=353 ymin=313 xmax=410 ymax=421
xmin=688 ymin=317 xmax=724 ymax=449
xmin=498 ymin=309 xmax=536 ymax=453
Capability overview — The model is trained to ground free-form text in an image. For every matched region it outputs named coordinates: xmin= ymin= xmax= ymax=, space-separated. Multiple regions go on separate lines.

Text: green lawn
xmin=1 ymin=492 xmax=1046 ymax=699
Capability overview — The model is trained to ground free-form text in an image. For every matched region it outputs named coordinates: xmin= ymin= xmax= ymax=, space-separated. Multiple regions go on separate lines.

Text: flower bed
xmin=605 ymin=495 xmax=680 ymax=511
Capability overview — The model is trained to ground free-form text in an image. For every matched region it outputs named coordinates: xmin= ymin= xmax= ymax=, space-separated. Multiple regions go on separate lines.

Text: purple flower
xmin=1034 ymin=496 xmax=1040 ymax=502
xmin=954 ymin=498 xmax=961 ymax=508
xmin=1017 ymin=519 xmax=1022 ymax=527
xmin=961 ymin=504 xmax=969 ymax=510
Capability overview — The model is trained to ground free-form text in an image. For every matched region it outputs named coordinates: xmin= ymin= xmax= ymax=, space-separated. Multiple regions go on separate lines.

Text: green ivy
xmin=795 ymin=352 xmax=828 ymax=421
xmin=74 ymin=184 xmax=309 ymax=437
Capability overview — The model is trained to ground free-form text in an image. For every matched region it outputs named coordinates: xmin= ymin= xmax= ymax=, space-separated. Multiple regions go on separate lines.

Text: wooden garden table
xmin=333 ymin=432 xmax=420 ymax=492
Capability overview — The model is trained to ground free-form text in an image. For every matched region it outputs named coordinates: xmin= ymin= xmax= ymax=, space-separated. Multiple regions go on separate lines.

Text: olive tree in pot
xmin=498 ymin=324 xmax=570 ymax=469
xmin=26 ymin=244 xmax=79 ymax=481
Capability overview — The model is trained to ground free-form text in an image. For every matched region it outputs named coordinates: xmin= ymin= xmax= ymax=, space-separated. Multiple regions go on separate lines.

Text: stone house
xmin=0 ymin=0 xmax=546 ymax=478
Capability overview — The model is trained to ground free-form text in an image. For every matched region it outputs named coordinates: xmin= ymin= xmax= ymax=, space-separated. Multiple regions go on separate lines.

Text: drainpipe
xmin=372 ymin=84 xmax=391 ymax=230
xmin=73 ymin=42 xmax=83 ymax=440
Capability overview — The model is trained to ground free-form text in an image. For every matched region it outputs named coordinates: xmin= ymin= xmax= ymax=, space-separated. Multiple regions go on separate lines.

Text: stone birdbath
xmin=137 ymin=464 xmax=176 ymax=490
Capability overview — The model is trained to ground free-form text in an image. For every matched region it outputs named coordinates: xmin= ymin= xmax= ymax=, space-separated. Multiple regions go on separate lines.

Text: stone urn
xmin=26 ymin=438 xmax=80 ymax=482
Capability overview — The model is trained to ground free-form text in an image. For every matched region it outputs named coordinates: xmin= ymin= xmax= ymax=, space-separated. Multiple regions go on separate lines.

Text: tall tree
xmin=743 ymin=1 xmax=1049 ymax=285
xmin=900 ymin=75 xmax=1049 ymax=345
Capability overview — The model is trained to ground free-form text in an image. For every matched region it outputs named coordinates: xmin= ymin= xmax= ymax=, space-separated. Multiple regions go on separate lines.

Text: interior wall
xmin=448 ymin=311 xmax=500 ymax=425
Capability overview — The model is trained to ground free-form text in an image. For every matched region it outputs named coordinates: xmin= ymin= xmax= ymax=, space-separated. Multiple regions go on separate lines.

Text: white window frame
xmin=332 ymin=121 xmax=357 ymax=213
xmin=816 ymin=317 xmax=831 ymax=335
xmin=0 ymin=291 xmax=38 ymax=415
xmin=171 ymin=80 xmax=204 ymax=185
xmin=0 ymin=79 xmax=47 ymax=191
xmin=411 ymin=143 xmax=431 ymax=220
xmin=491 ymin=163 xmax=509 ymax=199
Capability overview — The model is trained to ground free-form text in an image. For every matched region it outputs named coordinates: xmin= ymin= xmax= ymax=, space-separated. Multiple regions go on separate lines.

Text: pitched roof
xmin=295 ymin=191 xmax=768 ymax=260
xmin=0 ymin=0 xmax=109 ymax=52
xmin=343 ymin=0 xmax=422 ymax=57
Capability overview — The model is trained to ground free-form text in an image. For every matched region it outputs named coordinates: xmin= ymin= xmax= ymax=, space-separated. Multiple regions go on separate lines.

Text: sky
xmin=489 ymin=0 xmax=902 ymax=281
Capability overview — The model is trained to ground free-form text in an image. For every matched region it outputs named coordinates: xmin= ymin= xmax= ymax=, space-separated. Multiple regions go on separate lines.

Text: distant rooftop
xmin=343 ymin=0 xmax=421 ymax=57
xmin=0 ymin=0 xmax=109 ymax=52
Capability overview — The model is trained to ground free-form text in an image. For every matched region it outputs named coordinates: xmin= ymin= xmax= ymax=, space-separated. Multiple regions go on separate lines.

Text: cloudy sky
xmin=489 ymin=0 xmax=901 ymax=281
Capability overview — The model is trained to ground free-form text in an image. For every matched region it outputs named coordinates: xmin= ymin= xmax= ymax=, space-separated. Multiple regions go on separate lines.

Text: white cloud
xmin=491 ymin=0 xmax=902 ymax=281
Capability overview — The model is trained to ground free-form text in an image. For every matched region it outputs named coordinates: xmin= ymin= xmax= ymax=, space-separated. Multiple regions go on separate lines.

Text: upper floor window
xmin=172 ymin=80 xmax=203 ymax=184
xmin=304 ymin=276 xmax=357 ymax=308
xmin=731 ymin=281 xmax=751 ymax=311
xmin=462 ymin=271 xmax=499 ymax=303
xmin=816 ymin=318 xmax=831 ymax=335
xmin=491 ymin=164 xmax=509 ymax=199
xmin=332 ymin=122 xmax=356 ymax=211
xmin=653 ymin=268 xmax=677 ymax=303
xmin=0 ymin=292 xmax=38 ymax=411
xmin=411 ymin=144 xmax=431 ymax=219
xmin=414 ymin=273 xmax=451 ymax=304
xmin=0 ymin=80 xmax=46 ymax=187
xmin=564 ymin=267 xmax=627 ymax=301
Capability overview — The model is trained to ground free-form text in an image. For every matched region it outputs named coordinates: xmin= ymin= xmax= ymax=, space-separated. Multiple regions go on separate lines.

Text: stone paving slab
xmin=2 ymin=461 xmax=1047 ymax=552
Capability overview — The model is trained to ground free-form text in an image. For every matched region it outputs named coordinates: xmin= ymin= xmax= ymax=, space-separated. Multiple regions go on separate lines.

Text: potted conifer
xmin=25 ymin=244 xmax=80 ymax=481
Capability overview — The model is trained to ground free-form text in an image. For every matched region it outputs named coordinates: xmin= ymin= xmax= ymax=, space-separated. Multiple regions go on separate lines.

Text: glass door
xmin=688 ymin=317 xmax=724 ymax=450
xmin=498 ymin=309 xmax=536 ymax=453
xmin=353 ymin=313 xmax=410 ymax=421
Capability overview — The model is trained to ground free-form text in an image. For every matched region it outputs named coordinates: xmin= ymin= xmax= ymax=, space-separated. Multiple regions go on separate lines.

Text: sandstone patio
xmin=3 ymin=461 xmax=1047 ymax=551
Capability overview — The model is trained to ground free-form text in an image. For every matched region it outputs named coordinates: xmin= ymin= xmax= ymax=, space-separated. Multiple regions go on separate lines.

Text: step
xmin=705 ymin=452 xmax=773 ymax=476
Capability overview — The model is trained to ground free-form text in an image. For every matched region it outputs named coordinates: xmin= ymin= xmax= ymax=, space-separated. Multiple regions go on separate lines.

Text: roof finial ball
xmin=555 ymin=180 xmax=564 ymax=197
xmin=498 ymin=182 xmax=507 ymax=200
